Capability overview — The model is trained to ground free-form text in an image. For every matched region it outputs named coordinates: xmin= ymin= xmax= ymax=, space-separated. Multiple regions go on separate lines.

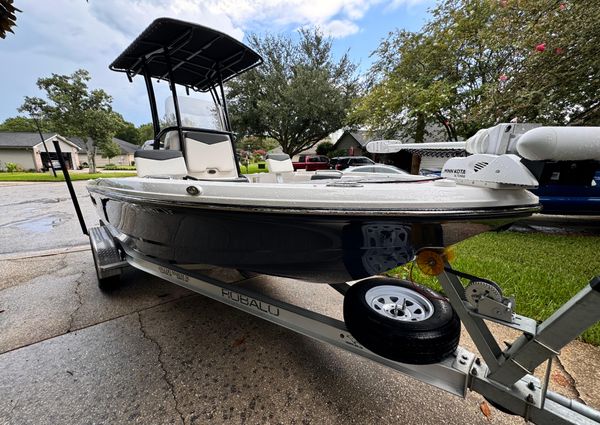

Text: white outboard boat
xmin=87 ymin=18 xmax=540 ymax=283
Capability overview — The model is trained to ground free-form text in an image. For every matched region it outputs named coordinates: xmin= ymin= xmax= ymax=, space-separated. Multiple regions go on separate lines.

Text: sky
xmin=0 ymin=0 xmax=435 ymax=126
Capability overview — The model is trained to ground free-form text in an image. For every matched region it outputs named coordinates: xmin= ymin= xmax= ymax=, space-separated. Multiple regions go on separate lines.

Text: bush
xmin=327 ymin=149 xmax=347 ymax=159
xmin=104 ymin=164 xmax=136 ymax=170
xmin=6 ymin=162 xmax=22 ymax=172
xmin=316 ymin=141 xmax=334 ymax=156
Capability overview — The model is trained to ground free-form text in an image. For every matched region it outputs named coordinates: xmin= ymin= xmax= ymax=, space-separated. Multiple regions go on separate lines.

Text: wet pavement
xmin=0 ymin=181 xmax=97 ymax=255
xmin=0 ymin=181 xmax=599 ymax=424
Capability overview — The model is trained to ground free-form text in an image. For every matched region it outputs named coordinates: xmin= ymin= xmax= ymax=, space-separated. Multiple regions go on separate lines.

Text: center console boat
xmin=87 ymin=18 xmax=540 ymax=283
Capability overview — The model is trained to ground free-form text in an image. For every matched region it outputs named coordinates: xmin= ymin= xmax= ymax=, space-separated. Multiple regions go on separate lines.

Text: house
xmin=331 ymin=130 xmax=375 ymax=157
xmin=333 ymin=126 xmax=461 ymax=173
xmin=69 ymin=137 xmax=139 ymax=167
xmin=0 ymin=132 xmax=81 ymax=171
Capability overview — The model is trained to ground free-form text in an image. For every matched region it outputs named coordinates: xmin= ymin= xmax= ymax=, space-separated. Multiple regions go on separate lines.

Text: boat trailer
xmin=55 ymin=143 xmax=600 ymax=425
xmin=89 ymin=224 xmax=600 ymax=425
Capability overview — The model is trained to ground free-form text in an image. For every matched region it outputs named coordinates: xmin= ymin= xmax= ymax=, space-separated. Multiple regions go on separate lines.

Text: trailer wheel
xmin=91 ymin=246 xmax=121 ymax=292
xmin=343 ymin=277 xmax=460 ymax=364
xmin=97 ymin=275 xmax=121 ymax=292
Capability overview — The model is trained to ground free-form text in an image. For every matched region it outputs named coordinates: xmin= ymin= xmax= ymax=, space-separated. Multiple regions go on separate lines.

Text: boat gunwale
xmin=88 ymin=186 xmax=541 ymax=219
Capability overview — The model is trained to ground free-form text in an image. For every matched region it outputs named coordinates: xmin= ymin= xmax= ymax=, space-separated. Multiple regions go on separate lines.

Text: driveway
xmin=0 ymin=181 xmax=598 ymax=424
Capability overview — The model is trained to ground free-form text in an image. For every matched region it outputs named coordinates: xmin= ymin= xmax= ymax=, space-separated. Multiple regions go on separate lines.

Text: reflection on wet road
xmin=0 ymin=211 xmax=72 ymax=232
xmin=0 ymin=182 xmax=97 ymax=254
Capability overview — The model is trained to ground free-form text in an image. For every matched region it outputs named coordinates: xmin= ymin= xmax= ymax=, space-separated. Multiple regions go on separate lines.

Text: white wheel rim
xmin=364 ymin=285 xmax=434 ymax=322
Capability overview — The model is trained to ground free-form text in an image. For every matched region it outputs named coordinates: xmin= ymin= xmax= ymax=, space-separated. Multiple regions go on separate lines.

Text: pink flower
xmin=535 ymin=43 xmax=546 ymax=52
xmin=559 ymin=3 xmax=567 ymax=10
xmin=498 ymin=0 xmax=508 ymax=6
xmin=499 ymin=74 xmax=508 ymax=82
xmin=554 ymin=47 xmax=564 ymax=55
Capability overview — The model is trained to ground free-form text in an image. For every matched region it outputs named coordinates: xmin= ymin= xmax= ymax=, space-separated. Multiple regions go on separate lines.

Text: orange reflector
xmin=416 ymin=247 xmax=455 ymax=276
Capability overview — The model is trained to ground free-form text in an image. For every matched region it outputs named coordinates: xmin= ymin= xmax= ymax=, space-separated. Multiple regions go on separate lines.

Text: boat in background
xmin=368 ymin=124 xmax=600 ymax=217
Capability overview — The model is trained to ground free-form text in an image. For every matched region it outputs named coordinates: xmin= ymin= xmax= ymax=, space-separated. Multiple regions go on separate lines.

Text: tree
xmin=114 ymin=116 xmax=141 ymax=145
xmin=352 ymin=29 xmax=457 ymax=142
xmin=354 ymin=0 xmax=600 ymax=140
xmin=0 ymin=0 xmax=20 ymax=39
xmin=236 ymin=135 xmax=279 ymax=153
xmin=100 ymin=138 xmax=122 ymax=164
xmin=137 ymin=123 xmax=154 ymax=145
xmin=20 ymin=69 xmax=121 ymax=173
xmin=228 ymin=29 xmax=359 ymax=158
xmin=0 ymin=116 xmax=54 ymax=132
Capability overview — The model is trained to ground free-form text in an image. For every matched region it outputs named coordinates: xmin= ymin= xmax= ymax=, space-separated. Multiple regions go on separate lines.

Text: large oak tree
xmin=227 ymin=29 xmax=359 ymax=158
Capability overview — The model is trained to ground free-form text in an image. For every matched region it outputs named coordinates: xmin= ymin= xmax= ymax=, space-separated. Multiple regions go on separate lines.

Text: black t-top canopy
xmin=110 ymin=18 xmax=262 ymax=91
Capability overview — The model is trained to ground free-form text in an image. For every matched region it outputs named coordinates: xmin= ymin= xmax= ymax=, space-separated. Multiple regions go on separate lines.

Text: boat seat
xmin=164 ymin=131 xmax=181 ymax=151
xmin=135 ymin=150 xmax=188 ymax=177
xmin=184 ymin=131 xmax=238 ymax=179
xmin=266 ymin=153 xmax=294 ymax=183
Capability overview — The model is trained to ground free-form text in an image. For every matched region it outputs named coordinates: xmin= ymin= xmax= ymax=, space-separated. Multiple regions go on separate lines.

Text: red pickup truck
xmin=292 ymin=155 xmax=330 ymax=171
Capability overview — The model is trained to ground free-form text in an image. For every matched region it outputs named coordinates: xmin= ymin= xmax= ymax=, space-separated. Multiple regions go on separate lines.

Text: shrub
xmin=104 ymin=164 xmax=137 ymax=170
xmin=6 ymin=162 xmax=22 ymax=172
xmin=327 ymin=149 xmax=347 ymax=159
xmin=316 ymin=141 xmax=334 ymax=156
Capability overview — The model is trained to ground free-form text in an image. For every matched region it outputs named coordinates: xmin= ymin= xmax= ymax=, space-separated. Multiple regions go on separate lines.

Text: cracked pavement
xmin=0 ymin=181 xmax=599 ymax=424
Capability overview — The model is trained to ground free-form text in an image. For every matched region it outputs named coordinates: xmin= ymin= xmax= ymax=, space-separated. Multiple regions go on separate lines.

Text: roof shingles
xmin=0 ymin=132 xmax=58 ymax=148
xmin=0 ymin=132 xmax=134 ymax=153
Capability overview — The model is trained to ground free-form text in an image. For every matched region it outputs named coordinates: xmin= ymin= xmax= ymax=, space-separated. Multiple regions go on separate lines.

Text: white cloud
xmin=0 ymin=0 xmax=430 ymax=125
xmin=321 ymin=19 xmax=361 ymax=38
xmin=203 ymin=0 xmax=381 ymax=28
xmin=0 ymin=0 xmax=243 ymax=125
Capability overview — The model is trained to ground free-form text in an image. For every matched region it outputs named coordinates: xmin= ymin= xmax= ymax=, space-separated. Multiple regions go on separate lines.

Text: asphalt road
xmin=0 ymin=181 xmax=97 ymax=255
xmin=0 ymin=181 xmax=598 ymax=425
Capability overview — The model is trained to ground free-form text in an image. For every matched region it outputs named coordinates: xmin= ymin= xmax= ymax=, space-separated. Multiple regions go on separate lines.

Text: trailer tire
xmin=91 ymin=246 xmax=121 ymax=292
xmin=343 ymin=277 xmax=460 ymax=364
xmin=97 ymin=275 xmax=121 ymax=292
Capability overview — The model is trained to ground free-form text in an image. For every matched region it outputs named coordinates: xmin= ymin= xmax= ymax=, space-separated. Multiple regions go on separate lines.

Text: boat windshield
xmin=163 ymin=96 xmax=226 ymax=132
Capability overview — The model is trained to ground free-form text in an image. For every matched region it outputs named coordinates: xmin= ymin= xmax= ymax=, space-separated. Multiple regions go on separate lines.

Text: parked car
xmin=345 ymin=164 xmax=408 ymax=175
xmin=330 ymin=156 xmax=375 ymax=170
xmin=292 ymin=155 xmax=330 ymax=171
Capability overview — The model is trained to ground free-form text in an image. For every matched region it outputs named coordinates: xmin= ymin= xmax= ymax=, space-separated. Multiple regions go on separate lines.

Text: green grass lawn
xmin=387 ymin=231 xmax=600 ymax=346
xmin=240 ymin=162 xmax=269 ymax=174
xmin=0 ymin=171 xmax=136 ymax=181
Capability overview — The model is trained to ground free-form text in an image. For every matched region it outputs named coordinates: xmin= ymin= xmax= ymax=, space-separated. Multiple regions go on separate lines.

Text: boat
xmin=86 ymin=18 xmax=540 ymax=283
xmin=368 ymin=124 xmax=600 ymax=216
xmin=69 ymin=21 xmax=600 ymax=411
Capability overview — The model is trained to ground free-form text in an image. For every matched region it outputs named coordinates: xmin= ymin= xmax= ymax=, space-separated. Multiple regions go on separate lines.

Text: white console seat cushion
xmin=184 ymin=132 xmax=238 ymax=178
xmin=135 ymin=150 xmax=188 ymax=177
xmin=266 ymin=154 xmax=294 ymax=173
